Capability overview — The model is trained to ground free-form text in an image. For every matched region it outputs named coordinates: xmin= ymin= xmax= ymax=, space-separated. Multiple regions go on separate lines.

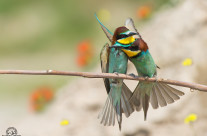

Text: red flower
xmin=76 ymin=40 xmax=93 ymax=67
xmin=136 ymin=6 xmax=151 ymax=19
xmin=30 ymin=87 xmax=54 ymax=112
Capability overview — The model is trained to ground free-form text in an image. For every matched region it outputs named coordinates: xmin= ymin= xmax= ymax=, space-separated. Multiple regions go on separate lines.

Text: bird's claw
xmin=144 ymin=76 xmax=149 ymax=80
xmin=154 ymin=75 xmax=158 ymax=82
xmin=114 ymin=72 xmax=119 ymax=75
xmin=128 ymin=73 xmax=136 ymax=78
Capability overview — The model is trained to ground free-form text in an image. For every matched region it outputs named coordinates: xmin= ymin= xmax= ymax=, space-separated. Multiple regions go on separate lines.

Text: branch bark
xmin=0 ymin=69 xmax=206 ymax=92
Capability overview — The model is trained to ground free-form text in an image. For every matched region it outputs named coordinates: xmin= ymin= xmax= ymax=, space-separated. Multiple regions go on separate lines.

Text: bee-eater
xmin=96 ymin=15 xmax=134 ymax=130
xmin=112 ymin=18 xmax=185 ymax=120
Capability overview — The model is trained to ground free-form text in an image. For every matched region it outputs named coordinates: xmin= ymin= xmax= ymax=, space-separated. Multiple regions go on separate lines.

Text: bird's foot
xmin=154 ymin=75 xmax=158 ymax=82
xmin=114 ymin=72 xmax=119 ymax=75
xmin=128 ymin=73 xmax=136 ymax=78
xmin=144 ymin=76 xmax=149 ymax=81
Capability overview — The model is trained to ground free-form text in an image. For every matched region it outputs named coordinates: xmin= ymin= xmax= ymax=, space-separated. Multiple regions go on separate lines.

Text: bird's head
xmin=112 ymin=26 xmax=137 ymax=46
xmin=112 ymin=38 xmax=148 ymax=58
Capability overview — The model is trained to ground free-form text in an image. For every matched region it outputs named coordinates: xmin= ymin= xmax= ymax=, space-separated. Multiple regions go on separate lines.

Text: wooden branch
xmin=0 ymin=69 xmax=206 ymax=92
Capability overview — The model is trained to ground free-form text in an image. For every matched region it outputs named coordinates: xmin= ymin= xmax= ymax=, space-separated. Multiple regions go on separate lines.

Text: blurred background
xmin=0 ymin=0 xmax=207 ymax=135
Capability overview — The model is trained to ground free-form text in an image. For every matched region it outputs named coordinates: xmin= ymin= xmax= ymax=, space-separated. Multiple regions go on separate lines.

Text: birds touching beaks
xmin=112 ymin=18 xmax=184 ymax=121
xmin=96 ymin=15 xmax=185 ymax=129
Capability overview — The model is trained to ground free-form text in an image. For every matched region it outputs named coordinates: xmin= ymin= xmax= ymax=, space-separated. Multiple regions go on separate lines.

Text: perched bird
xmin=112 ymin=18 xmax=184 ymax=120
xmin=96 ymin=15 xmax=134 ymax=130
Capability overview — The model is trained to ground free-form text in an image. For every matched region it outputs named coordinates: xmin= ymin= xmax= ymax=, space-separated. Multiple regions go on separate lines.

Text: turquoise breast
xmin=130 ymin=50 xmax=156 ymax=77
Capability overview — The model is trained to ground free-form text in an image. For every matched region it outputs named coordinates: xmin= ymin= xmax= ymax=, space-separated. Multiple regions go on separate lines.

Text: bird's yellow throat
xmin=122 ymin=49 xmax=141 ymax=57
xmin=117 ymin=36 xmax=135 ymax=45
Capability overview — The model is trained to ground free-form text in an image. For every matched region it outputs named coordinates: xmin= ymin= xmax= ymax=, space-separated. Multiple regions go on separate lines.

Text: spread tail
xmin=130 ymin=82 xmax=150 ymax=120
xmin=130 ymin=82 xmax=184 ymax=120
xmin=150 ymin=83 xmax=184 ymax=109
xmin=121 ymin=83 xmax=134 ymax=117
xmin=98 ymin=83 xmax=134 ymax=130
xmin=98 ymin=90 xmax=122 ymax=129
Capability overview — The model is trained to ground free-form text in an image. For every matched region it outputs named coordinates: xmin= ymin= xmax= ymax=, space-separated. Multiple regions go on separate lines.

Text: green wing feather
xmin=125 ymin=18 xmax=141 ymax=39
xmin=95 ymin=14 xmax=113 ymax=42
xmin=100 ymin=43 xmax=110 ymax=93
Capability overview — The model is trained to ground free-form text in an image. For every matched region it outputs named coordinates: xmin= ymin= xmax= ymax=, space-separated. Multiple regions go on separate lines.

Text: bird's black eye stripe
xmin=116 ymin=34 xmax=128 ymax=40
xmin=131 ymin=46 xmax=139 ymax=51
xmin=124 ymin=46 xmax=139 ymax=51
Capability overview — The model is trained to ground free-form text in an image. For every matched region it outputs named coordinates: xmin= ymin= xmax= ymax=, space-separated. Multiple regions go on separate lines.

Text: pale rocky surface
xmin=12 ymin=0 xmax=207 ymax=135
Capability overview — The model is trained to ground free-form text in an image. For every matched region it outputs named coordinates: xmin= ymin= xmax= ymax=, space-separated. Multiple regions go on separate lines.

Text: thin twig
xmin=0 ymin=69 xmax=206 ymax=92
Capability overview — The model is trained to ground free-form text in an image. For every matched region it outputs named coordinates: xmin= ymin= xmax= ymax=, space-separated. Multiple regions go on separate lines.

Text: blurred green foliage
xmin=0 ymin=0 xmax=178 ymax=102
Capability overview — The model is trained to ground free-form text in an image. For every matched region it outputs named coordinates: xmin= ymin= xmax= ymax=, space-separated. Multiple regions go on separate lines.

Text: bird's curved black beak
xmin=111 ymin=43 xmax=130 ymax=48
xmin=110 ymin=44 xmax=123 ymax=49
xmin=127 ymin=32 xmax=138 ymax=37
